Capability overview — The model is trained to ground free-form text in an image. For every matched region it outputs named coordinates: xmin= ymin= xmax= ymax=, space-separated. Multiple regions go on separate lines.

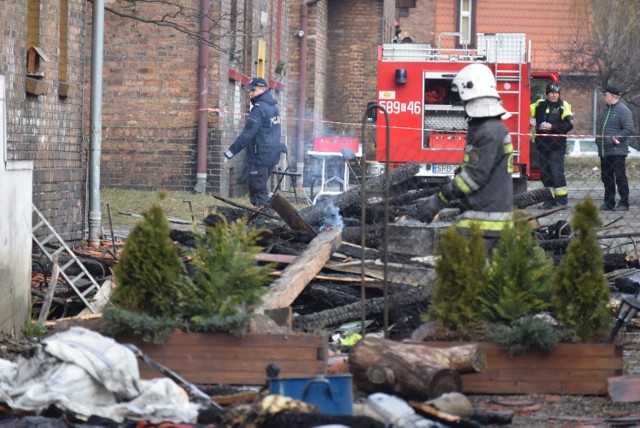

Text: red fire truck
xmin=374 ymin=33 xmax=556 ymax=193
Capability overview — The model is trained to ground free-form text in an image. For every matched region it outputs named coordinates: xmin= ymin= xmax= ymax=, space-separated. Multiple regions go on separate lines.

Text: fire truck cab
xmin=374 ymin=33 xmax=556 ymax=193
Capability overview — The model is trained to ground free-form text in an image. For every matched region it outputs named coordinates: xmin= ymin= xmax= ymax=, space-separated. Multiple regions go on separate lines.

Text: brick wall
xmin=94 ymin=0 xmax=290 ymax=198
xmin=0 ymin=0 xmax=87 ymax=242
xmin=397 ymin=0 xmax=435 ymax=45
xmin=285 ymin=0 xmax=394 ymax=181
xmin=325 ymin=0 xmax=396 ymax=135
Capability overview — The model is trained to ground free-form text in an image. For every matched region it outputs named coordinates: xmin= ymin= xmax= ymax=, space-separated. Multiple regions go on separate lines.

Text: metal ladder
xmin=32 ymin=204 xmax=104 ymax=313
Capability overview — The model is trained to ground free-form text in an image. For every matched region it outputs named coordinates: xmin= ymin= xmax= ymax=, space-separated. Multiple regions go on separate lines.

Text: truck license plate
xmin=432 ymin=164 xmax=457 ymax=174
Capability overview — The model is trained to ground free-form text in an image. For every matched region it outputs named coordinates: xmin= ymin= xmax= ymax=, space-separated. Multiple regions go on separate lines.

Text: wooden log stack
xmin=348 ymin=337 xmax=486 ymax=401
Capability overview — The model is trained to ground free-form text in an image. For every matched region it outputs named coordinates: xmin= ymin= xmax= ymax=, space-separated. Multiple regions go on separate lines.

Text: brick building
xmin=96 ymin=0 xmax=396 ymax=195
xmin=94 ymin=0 xmax=290 ymax=197
xmin=1 ymin=0 xmax=88 ymax=242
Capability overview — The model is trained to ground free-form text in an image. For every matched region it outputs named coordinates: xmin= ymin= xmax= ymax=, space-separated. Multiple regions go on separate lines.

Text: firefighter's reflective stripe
xmin=554 ymin=186 xmax=568 ymax=196
xmin=454 ymin=172 xmax=476 ymax=195
xmin=504 ymin=139 xmax=514 ymax=174
xmin=560 ymin=101 xmax=573 ymax=120
xmin=456 ymin=211 xmax=513 ymax=232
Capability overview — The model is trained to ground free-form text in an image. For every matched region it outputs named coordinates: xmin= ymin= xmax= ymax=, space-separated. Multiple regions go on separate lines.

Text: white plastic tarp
xmin=0 ymin=327 xmax=200 ymax=423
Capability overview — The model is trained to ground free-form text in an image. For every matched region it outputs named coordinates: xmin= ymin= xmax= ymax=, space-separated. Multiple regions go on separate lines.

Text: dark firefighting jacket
xmin=530 ymin=99 xmax=573 ymax=151
xmin=439 ymin=116 xmax=514 ymax=236
xmin=227 ymin=90 xmax=282 ymax=167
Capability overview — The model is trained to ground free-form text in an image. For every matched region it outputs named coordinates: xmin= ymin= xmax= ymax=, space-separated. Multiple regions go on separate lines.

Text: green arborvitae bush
xmin=551 ymin=196 xmax=610 ymax=342
xmin=107 ymin=208 xmax=273 ymax=342
xmin=427 ymin=224 xmax=489 ymax=332
xmin=182 ymin=216 xmax=272 ymax=322
xmin=111 ymin=203 xmax=187 ymax=317
xmin=480 ymin=217 xmax=554 ymax=323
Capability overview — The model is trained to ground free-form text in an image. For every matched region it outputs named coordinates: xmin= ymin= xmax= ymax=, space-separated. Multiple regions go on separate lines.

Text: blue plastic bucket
xmin=267 ymin=374 xmax=354 ymax=415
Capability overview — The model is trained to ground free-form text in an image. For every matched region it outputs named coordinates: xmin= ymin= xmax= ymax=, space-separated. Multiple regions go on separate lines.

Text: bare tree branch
xmin=561 ymin=0 xmax=640 ymax=106
xmin=89 ymin=0 xmax=250 ymax=57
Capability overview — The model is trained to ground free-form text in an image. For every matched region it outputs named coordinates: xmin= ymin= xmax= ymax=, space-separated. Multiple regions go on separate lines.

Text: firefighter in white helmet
xmin=409 ymin=63 xmax=514 ymax=250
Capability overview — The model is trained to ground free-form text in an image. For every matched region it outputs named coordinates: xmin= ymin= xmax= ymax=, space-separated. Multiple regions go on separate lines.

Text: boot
xmin=539 ymin=199 xmax=557 ymax=210
xmin=555 ymin=195 xmax=568 ymax=207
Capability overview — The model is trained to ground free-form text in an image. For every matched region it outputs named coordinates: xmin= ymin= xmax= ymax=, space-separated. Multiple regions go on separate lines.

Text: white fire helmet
xmin=452 ymin=63 xmax=509 ymax=118
xmin=451 ymin=63 xmax=500 ymax=101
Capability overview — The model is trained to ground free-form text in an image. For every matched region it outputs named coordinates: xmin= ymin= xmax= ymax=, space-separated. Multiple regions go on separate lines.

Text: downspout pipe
xmin=295 ymin=0 xmax=320 ymax=182
xmin=88 ymin=0 xmax=104 ymax=248
xmin=194 ymin=0 xmax=210 ymax=193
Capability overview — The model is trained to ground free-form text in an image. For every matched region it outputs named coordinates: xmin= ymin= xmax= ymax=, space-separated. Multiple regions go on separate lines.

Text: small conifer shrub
xmin=182 ymin=216 xmax=272 ymax=322
xmin=111 ymin=202 xmax=187 ymax=317
xmin=480 ymin=217 xmax=554 ymax=323
xmin=427 ymin=223 xmax=489 ymax=332
xmin=551 ymin=196 xmax=610 ymax=342
xmin=107 ymin=203 xmax=273 ymax=342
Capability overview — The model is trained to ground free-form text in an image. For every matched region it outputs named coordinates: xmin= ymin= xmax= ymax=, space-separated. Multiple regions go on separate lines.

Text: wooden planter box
xmin=117 ymin=331 xmax=328 ymax=386
xmin=427 ymin=342 xmax=623 ymax=395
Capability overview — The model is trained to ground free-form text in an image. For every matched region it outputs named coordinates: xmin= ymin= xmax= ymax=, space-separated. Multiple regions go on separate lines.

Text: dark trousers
xmin=539 ymin=147 xmax=567 ymax=190
xmin=248 ymin=164 xmax=273 ymax=206
xmin=600 ymin=155 xmax=629 ymax=206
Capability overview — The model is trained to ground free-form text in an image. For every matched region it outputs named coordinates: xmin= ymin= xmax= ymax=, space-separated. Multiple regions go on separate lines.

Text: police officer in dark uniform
xmin=224 ymin=77 xmax=282 ymax=208
xmin=409 ymin=64 xmax=514 ymax=251
xmin=530 ymin=83 xmax=574 ymax=208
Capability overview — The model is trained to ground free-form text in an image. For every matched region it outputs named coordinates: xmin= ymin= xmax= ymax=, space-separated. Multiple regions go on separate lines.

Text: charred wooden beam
xmin=298 ymin=162 xmax=421 ymax=228
xmin=293 ymin=286 xmax=430 ymax=331
xmin=269 ymin=191 xmax=317 ymax=237
xmin=341 ymin=224 xmax=385 ymax=248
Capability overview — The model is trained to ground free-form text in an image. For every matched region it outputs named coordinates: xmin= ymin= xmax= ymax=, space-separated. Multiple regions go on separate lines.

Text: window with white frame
xmin=458 ymin=0 xmax=474 ymax=46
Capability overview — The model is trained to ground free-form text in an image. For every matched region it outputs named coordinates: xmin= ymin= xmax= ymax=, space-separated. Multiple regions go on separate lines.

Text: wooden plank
xmin=326 ymin=260 xmax=434 ymax=287
xmin=138 ymin=358 xmax=325 ymax=374
xmin=138 ymin=366 xmax=327 ymax=385
xmin=126 ymin=344 xmax=322 ymax=361
xmin=256 ymin=253 xmax=297 ymax=264
xmin=259 ymin=228 xmax=342 ymax=311
xmin=119 ymin=332 xmax=328 ymax=386
xmin=427 ymin=342 xmax=622 ymax=357
xmin=463 ymin=378 xmax=610 ymax=395
xmin=423 ymin=341 xmax=622 ymax=395
xmin=464 ymin=368 xmax=621 ymax=382
xmin=269 ymin=191 xmax=317 ymax=237
xmin=119 ymin=331 xmax=325 ymax=348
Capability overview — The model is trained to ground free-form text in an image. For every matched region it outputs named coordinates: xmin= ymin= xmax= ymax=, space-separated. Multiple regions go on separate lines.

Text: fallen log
xmin=349 ymin=337 xmax=477 ymax=400
xmin=299 ymin=162 xmax=421 ymax=227
xmin=293 ymin=286 xmax=430 ymax=331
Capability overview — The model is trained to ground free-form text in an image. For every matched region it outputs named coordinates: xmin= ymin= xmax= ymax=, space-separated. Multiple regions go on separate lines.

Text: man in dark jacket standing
xmin=596 ymin=85 xmax=635 ymax=211
xmin=409 ymin=63 xmax=514 ymax=251
xmin=224 ymin=77 xmax=282 ymax=208
xmin=530 ymin=82 xmax=574 ymax=208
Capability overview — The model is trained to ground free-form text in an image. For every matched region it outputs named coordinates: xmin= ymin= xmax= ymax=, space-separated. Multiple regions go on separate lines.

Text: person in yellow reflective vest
xmin=530 ymin=83 xmax=574 ymax=208
xmin=409 ymin=64 xmax=514 ymax=251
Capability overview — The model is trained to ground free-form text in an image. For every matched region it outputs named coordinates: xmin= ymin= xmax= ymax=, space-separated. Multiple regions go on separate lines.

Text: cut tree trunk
xmin=349 ymin=337 xmax=486 ymax=400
